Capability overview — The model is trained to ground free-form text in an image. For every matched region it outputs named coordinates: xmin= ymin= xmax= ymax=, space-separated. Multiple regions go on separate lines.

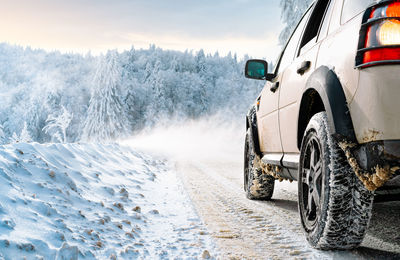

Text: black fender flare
xmin=298 ymin=66 xmax=357 ymax=148
xmin=246 ymin=106 xmax=262 ymax=157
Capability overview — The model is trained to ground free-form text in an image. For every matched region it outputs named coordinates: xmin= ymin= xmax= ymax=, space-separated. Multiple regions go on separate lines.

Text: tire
xmin=244 ymin=129 xmax=274 ymax=200
xmin=298 ymin=112 xmax=374 ymax=250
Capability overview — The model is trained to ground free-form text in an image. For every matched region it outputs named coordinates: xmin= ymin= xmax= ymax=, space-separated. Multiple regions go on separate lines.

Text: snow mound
xmin=0 ymin=143 xmax=216 ymax=259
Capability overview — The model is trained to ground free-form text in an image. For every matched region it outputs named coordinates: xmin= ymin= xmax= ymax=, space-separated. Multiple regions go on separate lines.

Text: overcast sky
xmin=0 ymin=0 xmax=284 ymax=60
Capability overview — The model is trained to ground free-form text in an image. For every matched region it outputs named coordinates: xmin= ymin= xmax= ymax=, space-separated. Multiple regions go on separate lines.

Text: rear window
xmin=341 ymin=0 xmax=377 ymax=24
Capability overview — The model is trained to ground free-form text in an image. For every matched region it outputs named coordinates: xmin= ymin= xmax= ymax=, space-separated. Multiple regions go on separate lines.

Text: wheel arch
xmin=297 ymin=66 xmax=357 ymax=149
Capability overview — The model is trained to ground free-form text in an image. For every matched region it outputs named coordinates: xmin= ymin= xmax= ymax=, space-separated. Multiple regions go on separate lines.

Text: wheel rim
xmin=300 ymin=135 xmax=324 ymax=231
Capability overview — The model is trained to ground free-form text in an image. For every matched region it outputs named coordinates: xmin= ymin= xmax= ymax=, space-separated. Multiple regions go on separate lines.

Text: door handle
xmin=297 ymin=61 xmax=311 ymax=75
xmin=270 ymin=82 xmax=279 ymax=93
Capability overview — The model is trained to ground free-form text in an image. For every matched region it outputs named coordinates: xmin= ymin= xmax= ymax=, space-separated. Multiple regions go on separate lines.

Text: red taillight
xmin=363 ymin=48 xmax=400 ymax=64
xmin=358 ymin=1 xmax=400 ymax=67
xmin=386 ymin=2 xmax=400 ymax=17
xmin=370 ymin=2 xmax=400 ymax=19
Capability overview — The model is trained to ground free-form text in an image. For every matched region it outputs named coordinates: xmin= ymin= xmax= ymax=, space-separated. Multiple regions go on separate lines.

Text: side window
xmin=341 ymin=0 xmax=376 ymax=24
xmin=299 ymin=0 xmax=332 ymax=54
xmin=277 ymin=8 xmax=312 ymax=73
xmin=317 ymin=0 xmax=335 ymax=42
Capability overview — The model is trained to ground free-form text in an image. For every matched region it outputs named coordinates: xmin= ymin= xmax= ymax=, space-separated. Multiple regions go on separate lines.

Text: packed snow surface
xmin=0 ymin=142 xmax=217 ymax=259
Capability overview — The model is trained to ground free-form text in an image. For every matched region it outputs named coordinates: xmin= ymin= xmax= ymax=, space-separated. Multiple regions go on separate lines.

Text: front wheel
xmin=298 ymin=112 xmax=374 ymax=249
xmin=244 ymin=129 xmax=274 ymax=200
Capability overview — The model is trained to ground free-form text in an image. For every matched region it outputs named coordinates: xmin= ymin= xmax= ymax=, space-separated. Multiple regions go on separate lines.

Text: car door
xmin=257 ymin=80 xmax=281 ymax=153
xmin=278 ymin=0 xmax=335 ymax=154
xmin=257 ymin=5 xmax=313 ymax=155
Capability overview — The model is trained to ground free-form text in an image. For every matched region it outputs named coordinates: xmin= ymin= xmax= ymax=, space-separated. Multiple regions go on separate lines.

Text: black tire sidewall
xmin=298 ymin=116 xmax=331 ymax=247
xmin=244 ymin=130 xmax=251 ymax=192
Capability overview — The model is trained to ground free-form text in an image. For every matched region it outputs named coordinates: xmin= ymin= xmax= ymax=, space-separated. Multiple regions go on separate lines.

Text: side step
xmin=261 ymin=153 xmax=300 ymax=181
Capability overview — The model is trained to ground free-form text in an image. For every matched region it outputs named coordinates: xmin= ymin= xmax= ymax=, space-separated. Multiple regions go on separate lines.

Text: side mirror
xmin=245 ymin=59 xmax=274 ymax=81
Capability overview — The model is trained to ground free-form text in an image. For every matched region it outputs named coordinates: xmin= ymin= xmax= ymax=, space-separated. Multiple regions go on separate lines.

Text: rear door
xmin=278 ymin=0 xmax=335 ymax=154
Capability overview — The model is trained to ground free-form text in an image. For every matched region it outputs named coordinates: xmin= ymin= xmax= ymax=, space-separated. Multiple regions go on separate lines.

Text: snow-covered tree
xmin=10 ymin=122 xmax=32 ymax=143
xmin=42 ymin=106 xmax=73 ymax=143
xmin=0 ymin=124 xmax=5 ymax=144
xmin=279 ymin=0 xmax=312 ymax=45
xmin=81 ymin=51 xmax=130 ymax=142
xmin=0 ymin=43 xmax=264 ymax=143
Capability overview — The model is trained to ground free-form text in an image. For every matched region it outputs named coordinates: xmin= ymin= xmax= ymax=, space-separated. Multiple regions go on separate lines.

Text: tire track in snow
xmin=177 ymin=160 xmax=400 ymax=259
xmin=177 ymin=161 xmax=323 ymax=259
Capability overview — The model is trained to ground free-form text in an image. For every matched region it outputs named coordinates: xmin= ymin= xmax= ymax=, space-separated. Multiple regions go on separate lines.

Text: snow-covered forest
xmin=0 ymin=43 xmax=263 ymax=143
xmin=0 ymin=0 xmax=312 ymax=144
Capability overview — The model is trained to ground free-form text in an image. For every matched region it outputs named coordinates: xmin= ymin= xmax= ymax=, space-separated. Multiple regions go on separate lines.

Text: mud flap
xmin=339 ymin=141 xmax=398 ymax=191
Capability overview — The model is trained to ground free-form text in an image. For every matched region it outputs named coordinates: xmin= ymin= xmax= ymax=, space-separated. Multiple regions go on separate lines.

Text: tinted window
xmin=299 ymin=0 xmax=331 ymax=50
xmin=277 ymin=8 xmax=312 ymax=73
xmin=341 ymin=0 xmax=377 ymax=24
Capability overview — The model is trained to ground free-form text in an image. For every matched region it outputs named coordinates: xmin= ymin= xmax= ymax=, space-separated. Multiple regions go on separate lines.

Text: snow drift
xmin=0 ymin=143 xmax=216 ymax=259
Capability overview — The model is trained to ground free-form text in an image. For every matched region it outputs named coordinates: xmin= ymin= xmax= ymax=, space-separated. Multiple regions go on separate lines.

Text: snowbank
xmin=0 ymin=142 xmax=216 ymax=259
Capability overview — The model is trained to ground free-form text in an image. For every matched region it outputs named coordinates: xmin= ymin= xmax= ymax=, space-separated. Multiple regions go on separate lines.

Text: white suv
xmin=244 ymin=0 xmax=400 ymax=249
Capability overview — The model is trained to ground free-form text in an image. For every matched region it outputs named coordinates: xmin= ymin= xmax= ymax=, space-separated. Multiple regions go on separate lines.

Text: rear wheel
xmin=244 ymin=129 xmax=274 ymax=200
xmin=298 ymin=112 xmax=374 ymax=249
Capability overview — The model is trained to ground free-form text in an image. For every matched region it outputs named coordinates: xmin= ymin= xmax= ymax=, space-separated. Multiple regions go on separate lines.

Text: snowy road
xmin=177 ymin=158 xmax=400 ymax=259
xmin=131 ymin=119 xmax=400 ymax=259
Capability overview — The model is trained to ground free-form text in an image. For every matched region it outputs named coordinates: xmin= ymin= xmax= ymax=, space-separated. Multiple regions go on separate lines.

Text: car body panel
xmin=279 ymin=41 xmax=320 ymax=153
xmin=257 ymin=80 xmax=282 ymax=153
xmin=316 ymin=11 xmax=362 ymax=105
xmin=326 ymin=0 xmax=342 ymax=35
xmin=350 ymin=65 xmax=400 ymax=143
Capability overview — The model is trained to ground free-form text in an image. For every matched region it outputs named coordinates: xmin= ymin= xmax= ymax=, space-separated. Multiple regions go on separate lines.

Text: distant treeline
xmin=0 ymin=43 xmax=263 ymax=143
